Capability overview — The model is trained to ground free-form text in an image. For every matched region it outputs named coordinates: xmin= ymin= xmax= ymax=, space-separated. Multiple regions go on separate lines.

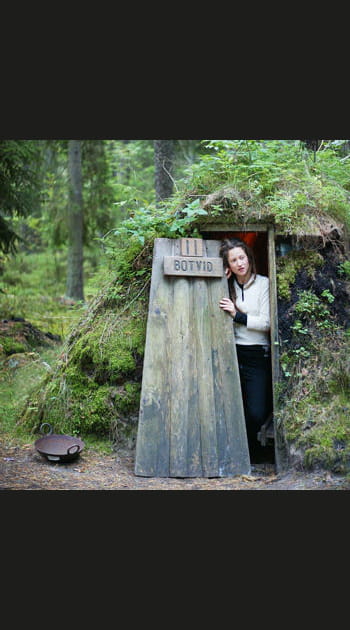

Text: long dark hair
xmin=219 ymin=238 xmax=256 ymax=302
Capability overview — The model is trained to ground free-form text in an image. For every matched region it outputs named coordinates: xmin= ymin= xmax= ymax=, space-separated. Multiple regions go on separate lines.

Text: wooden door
xmin=134 ymin=238 xmax=250 ymax=477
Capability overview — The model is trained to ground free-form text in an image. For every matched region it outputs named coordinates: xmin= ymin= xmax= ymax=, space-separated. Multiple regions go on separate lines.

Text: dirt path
xmin=1 ymin=440 xmax=349 ymax=490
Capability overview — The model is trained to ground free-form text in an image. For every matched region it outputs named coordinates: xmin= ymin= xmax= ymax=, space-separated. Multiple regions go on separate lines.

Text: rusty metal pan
xmin=34 ymin=423 xmax=85 ymax=463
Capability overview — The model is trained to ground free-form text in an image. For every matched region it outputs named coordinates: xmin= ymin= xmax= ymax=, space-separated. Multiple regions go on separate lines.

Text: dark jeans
xmin=236 ymin=344 xmax=273 ymax=452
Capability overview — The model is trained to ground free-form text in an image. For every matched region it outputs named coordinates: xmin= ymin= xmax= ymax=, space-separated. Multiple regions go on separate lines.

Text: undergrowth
xmin=276 ymin=243 xmax=350 ymax=472
xmin=16 ymin=243 xmax=150 ymax=448
xmin=0 ymin=247 xmax=111 ymax=337
xmin=280 ymin=329 xmax=350 ymax=473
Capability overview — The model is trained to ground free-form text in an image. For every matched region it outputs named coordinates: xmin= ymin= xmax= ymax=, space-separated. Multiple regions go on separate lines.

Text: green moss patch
xmin=0 ymin=336 xmax=28 ymax=355
xmin=19 ymin=278 xmax=148 ymax=446
xmin=276 ymin=250 xmax=324 ymax=301
xmin=280 ymin=329 xmax=350 ymax=473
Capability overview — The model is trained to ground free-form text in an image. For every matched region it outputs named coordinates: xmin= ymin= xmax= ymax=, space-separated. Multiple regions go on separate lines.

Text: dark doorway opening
xmin=201 ymin=229 xmax=276 ymax=468
xmin=202 ymin=230 xmax=269 ymax=276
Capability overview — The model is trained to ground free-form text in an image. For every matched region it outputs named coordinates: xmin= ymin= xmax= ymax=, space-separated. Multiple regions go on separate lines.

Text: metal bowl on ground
xmin=34 ymin=423 xmax=85 ymax=463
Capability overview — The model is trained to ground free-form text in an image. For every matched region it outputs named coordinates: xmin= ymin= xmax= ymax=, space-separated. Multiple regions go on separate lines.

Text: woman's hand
xmin=224 ymin=267 xmax=232 ymax=279
xmin=219 ymin=297 xmax=236 ymax=317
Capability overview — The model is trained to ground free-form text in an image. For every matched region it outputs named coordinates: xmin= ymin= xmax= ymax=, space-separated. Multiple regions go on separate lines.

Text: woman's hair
xmin=219 ymin=238 xmax=256 ymax=275
xmin=219 ymin=238 xmax=256 ymax=302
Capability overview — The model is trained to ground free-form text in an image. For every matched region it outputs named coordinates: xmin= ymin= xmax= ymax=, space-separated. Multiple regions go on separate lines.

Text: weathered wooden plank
xmin=192 ymin=272 xmax=219 ymax=476
xmin=206 ymin=240 xmax=251 ymax=475
xmin=268 ymin=227 xmax=280 ymax=388
xmin=268 ymin=227 xmax=288 ymax=471
xmin=200 ymin=223 xmax=270 ymax=233
xmin=134 ymin=238 xmax=172 ymax=476
xmin=168 ymin=242 xmax=192 ymax=476
xmin=185 ymin=297 xmax=203 ymax=475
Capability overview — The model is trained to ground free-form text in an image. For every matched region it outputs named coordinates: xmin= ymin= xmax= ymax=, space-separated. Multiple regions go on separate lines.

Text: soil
xmin=1 ymin=439 xmax=349 ymax=491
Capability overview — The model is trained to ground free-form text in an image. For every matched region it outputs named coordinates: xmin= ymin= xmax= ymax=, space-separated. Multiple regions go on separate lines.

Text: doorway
xmin=200 ymin=226 xmax=280 ymax=469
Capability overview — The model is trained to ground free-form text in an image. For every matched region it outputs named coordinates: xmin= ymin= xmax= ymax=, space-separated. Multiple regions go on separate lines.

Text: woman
xmin=219 ymin=238 xmax=272 ymax=463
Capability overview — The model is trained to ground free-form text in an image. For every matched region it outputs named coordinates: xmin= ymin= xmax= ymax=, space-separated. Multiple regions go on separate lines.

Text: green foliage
xmin=81 ymin=140 xmax=119 ymax=239
xmin=294 ymin=289 xmax=332 ymax=321
xmin=0 ymin=337 xmax=27 ymax=354
xmin=69 ymin=311 xmax=145 ymax=382
xmin=338 ymin=260 xmax=350 ymax=279
xmin=276 ymin=250 xmax=324 ymax=301
xmin=0 ymin=140 xmax=42 ymax=253
xmin=99 ymin=140 xmax=350 ymax=252
xmin=0 ymin=347 xmax=61 ymax=444
xmin=19 ymin=291 xmax=147 ymax=440
xmin=101 ymin=198 xmax=209 ymax=254
xmin=0 ymin=249 xmax=106 ymax=338
xmin=281 ymin=330 xmax=350 ymax=472
xmin=280 ymin=287 xmax=338 ymax=380
xmin=37 ymin=140 xmax=119 ymax=250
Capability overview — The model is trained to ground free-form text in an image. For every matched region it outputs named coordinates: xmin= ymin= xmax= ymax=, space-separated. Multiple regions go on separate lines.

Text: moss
xmin=19 ymin=292 xmax=147 ymax=442
xmin=0 ymin=336 xmax=28 ymax=355
xmin=276 ymin=249 xmax=324 ymax=301
xmin=29 ymin=377 xmax=141 ymax=439
xmin=280 ymin=331 xmax=350 ymax=473
xmin=302 ymin=411 xmax=350 ymax=473
xmin=70 ymin=310 xmax=146 ymax=382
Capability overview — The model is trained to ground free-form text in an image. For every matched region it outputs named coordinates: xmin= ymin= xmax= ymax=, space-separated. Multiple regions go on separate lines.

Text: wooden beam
xmin=200 ymin=223 xmax=271 ymax=233
xmin=268 ymin=226 xmax=288 ymax=471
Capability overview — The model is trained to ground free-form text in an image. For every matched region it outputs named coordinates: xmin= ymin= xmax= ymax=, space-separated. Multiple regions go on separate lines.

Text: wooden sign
xmin=180 ymin=238 xmax=203 ymax=257
xmin=163 ymin=255 xmax=224 ymax=277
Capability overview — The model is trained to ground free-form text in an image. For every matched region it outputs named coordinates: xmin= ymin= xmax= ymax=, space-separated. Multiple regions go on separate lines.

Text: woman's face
xmin=227 ymin=247 xmax=251 ymax=281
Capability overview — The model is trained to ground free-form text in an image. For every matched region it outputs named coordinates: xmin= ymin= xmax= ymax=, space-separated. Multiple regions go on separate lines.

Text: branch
xmin=162 ymin=161 xmax=178 ymax=192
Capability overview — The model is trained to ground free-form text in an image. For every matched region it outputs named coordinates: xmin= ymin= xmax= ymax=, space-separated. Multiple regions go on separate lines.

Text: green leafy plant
xmin=338 ymin=260 xmax=350 ymax=279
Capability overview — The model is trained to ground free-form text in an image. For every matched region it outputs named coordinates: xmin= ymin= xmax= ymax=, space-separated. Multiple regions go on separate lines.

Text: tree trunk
xmin=66 ymin=140 xmax=84 ymax=301
xmin=154 ymin=140 xmax=174 ymax=203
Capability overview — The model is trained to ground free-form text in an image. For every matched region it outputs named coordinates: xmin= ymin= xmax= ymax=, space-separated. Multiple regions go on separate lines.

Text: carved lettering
xmin=164 ymin=256 xmax=223 ymax=278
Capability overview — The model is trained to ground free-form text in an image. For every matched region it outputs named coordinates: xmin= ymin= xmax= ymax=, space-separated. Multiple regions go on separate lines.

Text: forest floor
xmin=1 ymin=439 xmax=350 ymax=491
xmin=1 ymin=320 xmax=350 ymax=492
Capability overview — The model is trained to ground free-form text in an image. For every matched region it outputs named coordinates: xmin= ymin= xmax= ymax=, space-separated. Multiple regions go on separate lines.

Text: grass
xmin=0 ymin=247 xmax=110 ymax=337
xmin=0 ymin=347 xmax=60 ymax=444
xmin=0 ymin=345 xmax=114 ymax=454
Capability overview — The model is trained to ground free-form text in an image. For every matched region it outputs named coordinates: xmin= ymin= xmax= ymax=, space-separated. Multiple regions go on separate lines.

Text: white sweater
xmin=232 ymin=274 xmax=270 ymax=346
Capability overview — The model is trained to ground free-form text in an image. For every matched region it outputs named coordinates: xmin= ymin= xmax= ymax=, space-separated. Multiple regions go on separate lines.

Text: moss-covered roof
xmin=194 ymin=186 xmax=346 ymax=240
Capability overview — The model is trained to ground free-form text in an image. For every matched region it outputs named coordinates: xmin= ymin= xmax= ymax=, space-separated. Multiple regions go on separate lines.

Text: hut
xmin=20 ymin=184 xmax=350 ymax=476
xmin=195 ymin=186 xmax=350 ymax=473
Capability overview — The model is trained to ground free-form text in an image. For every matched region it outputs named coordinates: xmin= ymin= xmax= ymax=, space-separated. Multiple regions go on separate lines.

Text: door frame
xmin=199 ymin=223 xmax=288 ymax=471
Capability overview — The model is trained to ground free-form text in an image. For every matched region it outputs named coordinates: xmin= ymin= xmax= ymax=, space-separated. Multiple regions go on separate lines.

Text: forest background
xmin=1 ymin=139 xmax=350 ymax=456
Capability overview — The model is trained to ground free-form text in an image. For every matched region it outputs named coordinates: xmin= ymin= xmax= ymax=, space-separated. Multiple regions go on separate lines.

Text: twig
xmin=162 ymin=161 xmax=178 ymax=192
